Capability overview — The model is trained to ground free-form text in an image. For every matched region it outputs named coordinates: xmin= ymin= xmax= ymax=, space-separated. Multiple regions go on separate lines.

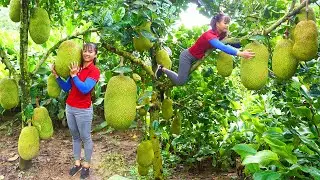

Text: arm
xmin=209 ymin=38 xmax=238 ymax=56
xmin=72 ymin=76 xmax=97 ymax=94
xmin=56 ymin=77 xmax=72 ymax=92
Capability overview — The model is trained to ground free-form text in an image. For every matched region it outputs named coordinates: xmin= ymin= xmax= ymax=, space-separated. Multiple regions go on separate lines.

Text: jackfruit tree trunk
xmin=19 ymin=0 xmax=32 ymax=170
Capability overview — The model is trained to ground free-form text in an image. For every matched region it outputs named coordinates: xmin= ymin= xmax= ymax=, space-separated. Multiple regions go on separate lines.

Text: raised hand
xmin=51 ymin=64 xmax=59 ymax=78
xmin=69 ymin=62 xmax=80 ymax=77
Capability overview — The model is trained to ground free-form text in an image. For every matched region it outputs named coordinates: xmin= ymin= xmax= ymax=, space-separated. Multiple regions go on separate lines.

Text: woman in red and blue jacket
xmin=155 ymin=12 xmax=255 ymax=85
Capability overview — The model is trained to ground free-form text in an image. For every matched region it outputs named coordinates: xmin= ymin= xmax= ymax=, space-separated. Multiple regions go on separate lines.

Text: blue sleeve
xmin=72 ymin=76 xmax=97 ymax=94
xmin=56 ymin=77 xmax=72 ymax=92
xmin=209 ymin=39 xmax=238 ymax=56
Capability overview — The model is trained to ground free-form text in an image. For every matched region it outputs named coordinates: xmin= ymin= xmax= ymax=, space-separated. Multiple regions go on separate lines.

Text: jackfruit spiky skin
xmin=55 ymin=40 xmax=82 ymax=78
xmin=132 ymin=73 xmax=141 ymax=82
xmin=292 ymin=20 xmax=318 ymax=61
xmin=272 ymin=39 xmax=298 ymax=80
xmin=296 ymin=7 xmax=316 ymax=23
xmin=18 ymin=126 xmax=40 ymax=160
xmin=171 ymin=111 xmax=182 ymax=135
xmin=9 ymin=0 xmax=21 ymax=22
xmin=137 ymin=140 xmax=154 ymax=167
xmin=156 ymin=49 xmax=172 ymax=69
xmin=29 ymin=8 xmax=50 ymax=44
xmin=0 ymin=78 xmax=19 ymax=109
xmin=240 ymin=42 xmax=269 ymax=90
xmin=151 ymin=137 xmax=163 ymax=179
xmin=47 ymin=74 xmax=61 ymax=98
xmin=32 ymin=107 xmax=54 ymax=140
xmin=162 ymin=98 xmax=173 ymax=120
xmin=138 ymin=165 xmax=149 ymax=176
xmin=216 ymin=51 xmax=233 ymax=77
xmin=133 ymin=22 xmax=153 ymax=52
xmin=104 ymin=75 xmax=137 ymax=130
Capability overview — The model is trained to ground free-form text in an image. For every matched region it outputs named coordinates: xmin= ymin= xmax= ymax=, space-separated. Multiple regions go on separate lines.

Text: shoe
xmin=155 ymin=65 xmax=163 ymax=79
xmin=69 ymin=164 xmax=82 ymax=176
xmin=80 ymin=167 xmax=90 ymax=179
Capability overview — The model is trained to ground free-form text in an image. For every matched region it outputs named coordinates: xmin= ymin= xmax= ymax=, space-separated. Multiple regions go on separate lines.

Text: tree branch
xmin=0 ymin=48 xmax=16 ymax=75
xmin=32 ymin=28 xmax=100 ymax=74
xmin=263 ymin=0 xmax=316 ymax=35
xmin=102 ymin=43 xmax=155 ymax=77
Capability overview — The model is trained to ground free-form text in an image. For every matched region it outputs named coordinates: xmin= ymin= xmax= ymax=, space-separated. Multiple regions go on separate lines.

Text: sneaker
xmin=155 ymin=65 xmax=163 ymax=79
xmin=69 ymin=165 xmax=82 ymax=176
xmin=80 ymin=167 xmax=90 ymax=179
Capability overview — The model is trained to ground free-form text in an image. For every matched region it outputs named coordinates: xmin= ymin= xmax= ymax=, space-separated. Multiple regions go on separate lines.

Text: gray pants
xmin=163 ymin=49 xmax=197 ymax=86
xmin=66 ymin=104 xmax=93 ymax=163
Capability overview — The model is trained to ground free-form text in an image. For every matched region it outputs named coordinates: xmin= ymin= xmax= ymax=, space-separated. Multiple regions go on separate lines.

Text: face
xmin=82 ymin=45 xmax=97 ymax=62
xmin=216 ymin=16 xmax=229 ymax=33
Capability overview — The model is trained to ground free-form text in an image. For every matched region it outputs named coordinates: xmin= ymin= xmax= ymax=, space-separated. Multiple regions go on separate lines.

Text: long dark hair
xmin=210 ymin=12 xmax=230 ymax=40
xmin=81 ymin=42 xmax=98 ymax=67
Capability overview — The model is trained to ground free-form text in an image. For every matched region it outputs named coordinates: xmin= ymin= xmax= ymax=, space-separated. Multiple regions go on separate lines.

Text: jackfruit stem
xmin=120 ymin=56 xmax=124 ymax=76
xmin=35 ymin=97 xmax=40 ymax=108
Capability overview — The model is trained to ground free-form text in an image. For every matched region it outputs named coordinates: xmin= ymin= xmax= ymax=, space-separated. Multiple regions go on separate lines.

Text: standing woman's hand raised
xmin=69 ymin=62 xmax=80 ymax=77
xmin=51 ymin=64 xmax=59 ymax=78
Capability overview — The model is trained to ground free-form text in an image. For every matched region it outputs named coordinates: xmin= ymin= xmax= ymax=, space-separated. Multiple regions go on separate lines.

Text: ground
xmin=0 ymin=117 xmax=239 ymax=180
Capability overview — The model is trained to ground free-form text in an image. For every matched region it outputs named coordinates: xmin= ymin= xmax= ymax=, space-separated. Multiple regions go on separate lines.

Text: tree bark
xmin=19 ymin=0 xmax=32 ymax=170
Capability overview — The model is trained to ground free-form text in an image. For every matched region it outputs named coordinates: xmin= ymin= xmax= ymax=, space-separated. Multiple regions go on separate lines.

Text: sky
xmin=176 ymin=3 xmax=211 ymax=29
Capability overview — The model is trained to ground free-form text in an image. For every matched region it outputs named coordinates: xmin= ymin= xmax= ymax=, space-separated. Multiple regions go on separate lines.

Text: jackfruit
xmin=133 ymin=22 xmax=153 ymax=52
xmin=296 ymin=7 xmax=316 ymax=22
xmin=18 ymin=125 xmax=40 ymax=160
xmin=29 ymin=8 xmax=50 ymax=44
xmin=47 ymin=74 xmax=61 ymax=98
xmin=132 ymin=73 xmax=141 ymax=82
xmin=162 ymin=98 xmax=173 ymax=120
xmin=292 ymin=20 xmax=318 ymax=61
xmin=138 ymin=165 xmax=149 ymax=176
xmin=151 ymin=137 xmax=163 ymax=179
xmin=0 ymin=78 xmax=19 ymax=109
xmin=104 ymin=75 xmax=137 ymax=130
xmin=272 ymin=39 xmax=298 ymax=80
xmin=55 ymin=40 xmax=82 ymax=78
xmin=216 ymin=51 xmax=233 ymax=77
xmin=137 ymin=140 xmax=154 ymax=167
xmin=138 ymin=108 xmax=147 ymax=116
xmin=9 ymin=0 xmax=20 ymax=22
xmin=171 ymin=111 xmax=182 ymax=135
xmin=156 ymin=49 xmax=172 ymax=69
xmin=32 ymin=106 xmax=54 ymax=140
xmin=240 ymin=41 xmax=269 ymax=90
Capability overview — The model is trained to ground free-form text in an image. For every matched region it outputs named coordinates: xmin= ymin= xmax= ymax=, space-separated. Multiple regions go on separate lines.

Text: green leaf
xmin=294 ymin=106 xmax=313 ymax=120
xmin=230 ymin=101 xmax=241 ymax=110
xmin=264 ymin=137 xmax=297 ymax=164
xmin=242 ymin=150 xmax=278 ymax=166
xmin=57 ymin=109 xmax=65 ymax=120
xmin=301 ymin=166 xmax=320 ymax=179
xmin=299 ymin=135 xmax=320 ymax=154
xmin=232 ymin=144 xmax=257 ymax=159
xmin=253 ymin=171 xmax=281 ymax=180
xmin=92 ymin=121 xmax=108 ymax=133
xmin=23 ymin=104 xmax=34 ymax=122
xmin=113 ymin=66 xmax=132 ymax=74
xmin=94 ymin=98 xmax=104 ymax=106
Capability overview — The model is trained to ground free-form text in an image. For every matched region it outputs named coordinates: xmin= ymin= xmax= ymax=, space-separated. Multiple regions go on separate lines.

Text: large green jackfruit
xmin=0 ymin=78 xmax=19 ymax=109
xmin=9 ymin=0 xmax=21 ymax=22
xmin=240 ymin=42 xmax=269 ymax=90
xmin=171 ymin=111 xmax=182 ymax=135
xmin=156 ymin=49 xmax=172 ymax=69
xmin=137 ymin=140 xmax=154 ymax=167
xmin=272 ymin=39 xmax=298 ymax=80
xmin=216 ymin=51 xmax=233 ymax=77
xmin=133 ymin=22 xmax=154 ymax=52
xmin=55 ymin=40 xmax=82 ymax=78
xmin=18 ymin=126 xmax=40 ymax=160
xmin=296 ymin=7 xmax=316 ymax=22
xmin=292 ymin=20 xmax=318 ymax=61
xmin=138 ymin=165 xmax=149 ymax=176
xmin=162 ymin=98 xmax=173 ymax=120
xmin=47 ymin=74 xmax=61 ymax=98
xmin=29 ymin=8 xmax=51 ymax=44
xmin=151 ymin=137 xmax=163 ymax=179
xmin=104 ymin=75 xmax=137 ymax=130
xmin=32 ymin=106 xmax=54 ymax=140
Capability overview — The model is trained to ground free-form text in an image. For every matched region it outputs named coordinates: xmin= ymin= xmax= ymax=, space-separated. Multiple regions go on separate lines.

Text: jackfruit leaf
xmin=66 ymin=19 xmax=76 ymax=36
xmin=147 ymin=4 xmax=157 ymax=12
xmin=301 ymin=85 xmax=312 ymax=101
xmin=141 ymin=31 xmax=156 ymax=41
xmin=300 ymin=166 xmax=320 ymax=179
xmin=58 ymin=109 xmax=65 ymax=120
xmin=299 ymin=135 xmax=320 ymax=154
xmin=253 ymin=171 xmax=281 ymax=180
xmin=242 ymin=150 xmax=278 ymax=166
xmin=105 ymin=70 xmax=112 ymax=83
xmin=264 ymin=137 xmax=297 ymax=164
xmin=232 ymin=144 xmax=257 ymax=160
xmin=293 ymin=106 xmax=312 ymax=120
xmin=313 ymin=114 xmax=320 ymax=124
xmin=103 ymin=11 xmax=113 ymax=27
xmin=249 ymin=35 xmax=265 ymax=41
xmin=113 ymin=66 xmax=132 ymax=74
xmin=94 ymin=98 xmax=104 ymax=106
xmin=245 ymin=164 xmax=260 ymax=174
xmin=230 ymin=101 xmax=241 ymax=110
xmin=113 ymin=7 xmax=125 ymax=22
xmin=23 ymin=104 xmax=34 ymax=122
xmin=240 ymin=111 xmax=251 ymax=121
xmin=133 ymin=1 xmax=147 ymax=6
xmin=92 ymin=121 xmax=108 ymax=133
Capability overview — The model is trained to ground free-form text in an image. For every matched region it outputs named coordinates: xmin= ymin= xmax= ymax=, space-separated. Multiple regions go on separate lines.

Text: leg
xmin=66 ymin=105 xmax=81 ymax=163
xmin=163 ymin=49 xmax=196 ymax=86
xmin=74 ymin=106 xmax=94 ymax=165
